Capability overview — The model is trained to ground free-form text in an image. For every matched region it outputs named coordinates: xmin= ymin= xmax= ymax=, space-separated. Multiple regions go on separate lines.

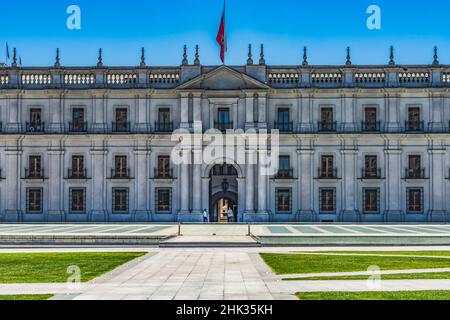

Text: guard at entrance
xmin=202 ymin=209 xmax=209 ymax=223
xmin=227 ymin=208 xmax=234 ymax=223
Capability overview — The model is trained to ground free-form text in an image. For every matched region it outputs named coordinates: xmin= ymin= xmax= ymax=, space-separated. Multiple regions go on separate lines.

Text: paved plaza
xmin=1 ymin=247 xmax=450 ymax=300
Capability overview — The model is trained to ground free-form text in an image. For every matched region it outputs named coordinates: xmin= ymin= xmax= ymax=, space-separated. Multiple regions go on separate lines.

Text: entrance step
xmin=159 ymin=235 xmax=261 ymax=248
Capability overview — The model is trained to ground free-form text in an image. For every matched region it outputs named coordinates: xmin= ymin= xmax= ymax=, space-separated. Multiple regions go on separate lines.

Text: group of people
xmin=202 ymin=208 xmax=234 ymax=223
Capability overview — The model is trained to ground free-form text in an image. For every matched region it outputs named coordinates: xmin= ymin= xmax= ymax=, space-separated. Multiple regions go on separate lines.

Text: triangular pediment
xmin=177 ymin=66 xmax=269 ymax=90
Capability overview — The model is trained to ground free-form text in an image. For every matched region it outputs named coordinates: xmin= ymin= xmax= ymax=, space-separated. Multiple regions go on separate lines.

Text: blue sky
xmin=1 ymin=0 xmax=449 ymax=66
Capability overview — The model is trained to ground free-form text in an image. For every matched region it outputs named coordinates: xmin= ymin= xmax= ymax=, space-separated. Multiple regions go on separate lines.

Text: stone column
xmin=133 ymin=149 xmax=151 ymax=222
xmin=192 ymin=149 xmax=202 ymax=214
xmin=297 ymin=148 xmax=316 ymax=222
xmin=386 ymin=94 xmax=400 ymax=133
xmin=47 ymin=148 xmax=65 ymax=222
xmin=179 ymin=149 xmax=190 ymax=214
xmin=236 ymin=177 xmax=246 ymax=222
xmin=299 ymin=94 xmax=313 ymax=133
xmin=384 ymin=149 xmax=404 ymax=222
xmin=3 ymin=148 xmax=22 ymax=222
xmin=92 ymin=95 xmax=107 ymax=133
xmin=244 ymin=150 xmax=255 ymax=216
xmin=201 ymin=177 xmax=210 ymax=214
xmin=245 ymin=93 xmax=254 ymax=129
xmin=193 ymin=94 xmax=202 ymax=128
xmin=180 ymin=94 xmax=190 ymax=129
xmin=6 ymin=95 xmax=20 ymax=133
xmin=257 ymin=150 xmax=268 ymax=214
xmin=48 ymin=96 xmax=63 ymax=133
xmin=340 ymin=149 xmax=360 ymax=222
xmin=90 ymin=148 xmax=107 ymax=221
xmin=428 ymin=148 xmax=448 ymax=222
xmin=257 ymin=93 xmax=267 ymax=129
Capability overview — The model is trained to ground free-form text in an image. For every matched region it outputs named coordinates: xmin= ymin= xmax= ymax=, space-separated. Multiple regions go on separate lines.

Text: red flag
xmin=216 ymin=2 xmax=226 ymax=63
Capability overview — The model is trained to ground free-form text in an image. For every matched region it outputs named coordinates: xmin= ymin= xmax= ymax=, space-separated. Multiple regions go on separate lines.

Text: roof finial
xmin=194 ymin=45 xmax=200 ymax=65
xmin=259 ymin=44 xmax=265 ymax=65
xmin=97 ymin=48 xmax=103 ymax=67
xmin=345 ymin=47 xmax=352 ymax=66
xmin=247 ymin=44 xmax=253 ymax=65
xmin=433 ymin=46 xmax=439 ymax=66
xmin=12 ymin=48 xmax=17 ymax=67
xmin=389 ymin=46 xmax=395 ymax=66
xmin=182 ymin=45 xmax=188 ymax=65
xmin=302 ymin=46 xmax=308 ymax=67
xmin=54 ymin=48 xmax=61 ymax=68
xmin=140 ymin=47 xmax=146 ymax=67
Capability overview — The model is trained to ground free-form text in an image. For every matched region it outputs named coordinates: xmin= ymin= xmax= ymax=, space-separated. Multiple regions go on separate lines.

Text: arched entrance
xmin=209 ymin=164 xmax=239 ymax=223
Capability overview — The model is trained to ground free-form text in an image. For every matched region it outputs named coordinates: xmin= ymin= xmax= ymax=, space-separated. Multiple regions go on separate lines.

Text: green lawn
xmin=0 ymin=295 xmax=53 ymax=300
xmin=296 ymin=291 xmax=450 ymax=300
xmin=286 ymin=272 xmax=450 ymax=281
xmin=315 ymin=251 xmax=450 ymax=257
xmin=0 ymin=252 xmax=146 ymax=283
xmin=260 ymin=253 xmax=450 ymax=275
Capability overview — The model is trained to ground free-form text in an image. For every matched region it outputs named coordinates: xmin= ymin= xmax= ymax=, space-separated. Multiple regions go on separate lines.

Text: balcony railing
xmin=274 ymin=169 xmax=294 ymax=179
xmin=111 ymin=168 xmax=130 ymax=179
xmin=318 ymin=121 xmax=337 ymax=132
xmin=274 ymin=121 xmax=293 ymax=133
xmin=362 ymin=168 xmax=382 ymax=179
xmin=68 ymin=122 xmax=88 ymax=133
xmin=405 ymin=121 xmax=424 ymax=132
xmin=26 ymin=122 xmax=45 ymax=133
xmin=405 ymin=168 xmax=426 ymax=180
xmin=214 ymin=121 xmax=234 ymax=131
xmin=154 ymin=168 xmax=173 ymax=179
xmin=361 ymin=121 xmax=381 ymax=132
xmin=25 ymin=168 xmax=45 ymax=179
xmin=112 ymin=122 xmax=131 ymax=133
xmin=154 ymin=122 xmax=173 ymax=133
xmin=318 ymin=168 xmax=338 ymax=179
xmin=68 ymin=169 xmax=87 ymax=179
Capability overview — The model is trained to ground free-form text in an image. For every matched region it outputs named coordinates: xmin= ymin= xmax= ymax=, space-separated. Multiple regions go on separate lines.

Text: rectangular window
xmin=277 ymin=108 xmax=291 ymax=132
xmin=276 ymin=189 xmax=292 ymax=213
xmin=407 ymin=188 xmax=423 ymax=213
xmin=364 ymin=155 xmax=378 ymax=178
xmin=364 ymin=107 xmax=378 ymax=131
xmin=30 ymin=108 xmax=42 ymax=123
xmin=217 ymin=108 xmax=231 ymax=130
xmin=156 ymin=108 xmax=172 ymax=132
xmin=71 ymin=155 xmax=85 ymax=178
xmin=114 ymin=108 xmax=128 ymax=132
xmin=320 ymin=155 xmax=334 ymax=178
xmin=320 ymin=107 xmax=334 ymax=131
xmin=407 ymin=107 xmax=421 ymax=131
xmin=27 ymin=188 xmax=43 ymax=213
xmin=320 ymin=188 xmax=336 ymax=213
xmin=113 ymin=188 xmax=129 ymax=213
xmin=156 ymin=188 xmax=172 ymax=213
xmin=363 ymin=188 xmax=380 ymax=214
xmin=71 ymin=108 xmax=85 ymax=131
xmin=28 ymin=155 xmax=42 ymax=178
xmin=278 ymin=156 xmax=291 ymax=177
xmin=28 ymin=108 xmax=43 ymax=132
xmin=70 ymin=188 xmax=86 ymax=213
xmin=157 ymin=156 xmax=171 ymax=178
xmin=114 ymin=156 xmax=128 ymax=177
xmin=408 ymin=155 xmax=421 ymax=178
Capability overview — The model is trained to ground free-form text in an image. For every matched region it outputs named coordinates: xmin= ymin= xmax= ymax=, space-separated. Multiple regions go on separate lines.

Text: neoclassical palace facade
xmin=1 ymin=46 xmax=450 ymax=223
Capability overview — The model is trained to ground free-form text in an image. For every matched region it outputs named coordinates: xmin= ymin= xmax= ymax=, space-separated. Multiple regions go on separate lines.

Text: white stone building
xmin=1 ymin=45 xmax=450 ymax=223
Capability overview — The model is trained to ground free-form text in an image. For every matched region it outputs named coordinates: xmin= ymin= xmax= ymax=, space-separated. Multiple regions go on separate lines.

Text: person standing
xmin=227 ymin=208 xmax=234 ymax=223
xmin=202 ymin=209 xmax=209 ymax=223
